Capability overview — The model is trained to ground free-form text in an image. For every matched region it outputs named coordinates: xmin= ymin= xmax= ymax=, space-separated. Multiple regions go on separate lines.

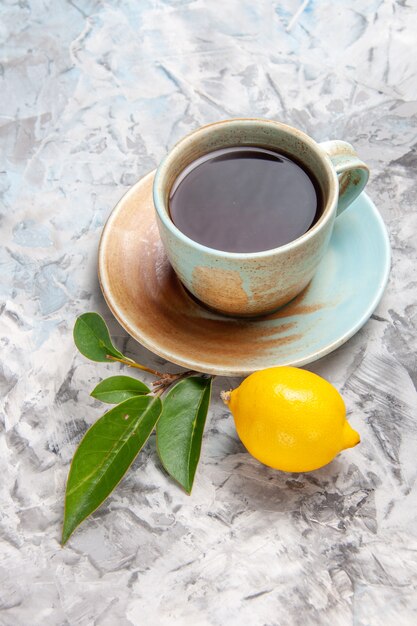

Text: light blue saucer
xmin=269 ymin=191 xmax=391 ymax=368
xmin=100 ymin=178 xmax=390 ymax=376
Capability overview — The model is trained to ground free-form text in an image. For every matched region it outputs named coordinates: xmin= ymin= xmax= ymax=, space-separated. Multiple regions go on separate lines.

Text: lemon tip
xmin=342 ymin=421 xmax=361 ymax=449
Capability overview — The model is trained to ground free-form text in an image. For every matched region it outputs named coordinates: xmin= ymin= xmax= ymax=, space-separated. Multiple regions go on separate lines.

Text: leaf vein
xmin=186 ymin=381 xmax=209 ymax=479
xmin=67 ymin=400 xmax=157 ymax=497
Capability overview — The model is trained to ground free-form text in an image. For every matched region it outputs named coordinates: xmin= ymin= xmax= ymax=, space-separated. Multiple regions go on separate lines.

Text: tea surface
xmin=169 ymin=146 xmax=321 ymax=253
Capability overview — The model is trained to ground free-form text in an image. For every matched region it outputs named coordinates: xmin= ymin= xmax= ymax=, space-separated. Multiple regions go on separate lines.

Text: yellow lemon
xmin=222 ymin=366 xmax=360 ymax=472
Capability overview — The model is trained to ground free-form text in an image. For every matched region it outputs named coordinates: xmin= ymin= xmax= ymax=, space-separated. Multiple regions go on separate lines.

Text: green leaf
xmin=73 ymin=312 xmax=125 ymax=362
xmin=91 ymin=376 xmax=150 ymax=404
xmin=62 ymin=395 xmax=162 ymax=544
xmin=156 ymin=376 xmax=212 ymax=494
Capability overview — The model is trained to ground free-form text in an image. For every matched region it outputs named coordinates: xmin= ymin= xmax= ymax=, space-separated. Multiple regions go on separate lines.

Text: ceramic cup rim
xmin=153 ymin=118 xmax=340 ymax=260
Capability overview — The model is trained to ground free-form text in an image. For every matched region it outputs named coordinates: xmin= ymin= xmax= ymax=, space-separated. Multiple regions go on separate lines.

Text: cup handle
xmin=319 ymin=140 xmax=369 ymax=216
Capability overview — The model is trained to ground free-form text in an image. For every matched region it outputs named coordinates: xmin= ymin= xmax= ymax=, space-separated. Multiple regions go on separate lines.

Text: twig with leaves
xmin=62 ymin=312 xmax=212 ymax=545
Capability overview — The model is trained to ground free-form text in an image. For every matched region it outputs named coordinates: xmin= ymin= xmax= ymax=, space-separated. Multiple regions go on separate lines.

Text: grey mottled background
xmin=1 ymin=1 xmax=417 ymax=624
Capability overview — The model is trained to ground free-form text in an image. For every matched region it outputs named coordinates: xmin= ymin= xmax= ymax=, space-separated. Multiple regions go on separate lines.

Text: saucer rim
xmin=98 ymin=173 xmax=391 ymax=377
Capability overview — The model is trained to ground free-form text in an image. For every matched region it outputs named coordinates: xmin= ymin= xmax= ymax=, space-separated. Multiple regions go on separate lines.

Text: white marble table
xmin=1 ymin=1 xmax=416 ymax=624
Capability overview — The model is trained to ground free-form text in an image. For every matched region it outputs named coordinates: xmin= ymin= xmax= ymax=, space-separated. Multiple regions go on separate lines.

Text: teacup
xmin=153 ymin=118 xmax=369 ymax=317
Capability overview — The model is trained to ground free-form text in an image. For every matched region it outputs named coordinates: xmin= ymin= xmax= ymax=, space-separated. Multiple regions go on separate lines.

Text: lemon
xmin=222 ymin=366 xmax=360 ymax=472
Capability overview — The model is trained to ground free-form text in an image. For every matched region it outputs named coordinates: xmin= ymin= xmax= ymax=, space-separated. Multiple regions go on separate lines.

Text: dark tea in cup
xmin=169 ymin=146 xmax=322 ymax=253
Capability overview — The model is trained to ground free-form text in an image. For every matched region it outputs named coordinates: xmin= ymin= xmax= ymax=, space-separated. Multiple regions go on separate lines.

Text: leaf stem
xmin=106 ymin=354 xmax=207 ymax=394
xmin=106 ymin=355 xmax=163 ymax=377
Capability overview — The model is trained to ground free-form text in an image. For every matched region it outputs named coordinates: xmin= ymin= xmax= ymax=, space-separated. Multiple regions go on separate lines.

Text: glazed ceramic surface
xmin=153 ymin=119 xmax=369 ymax=316
xmin=99 ymin=171 xmax=389 ymax=376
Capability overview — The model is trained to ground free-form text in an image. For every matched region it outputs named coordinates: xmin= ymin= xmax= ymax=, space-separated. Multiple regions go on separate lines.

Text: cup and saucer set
xmin=98 ymin=119 xmax=390 ymax=376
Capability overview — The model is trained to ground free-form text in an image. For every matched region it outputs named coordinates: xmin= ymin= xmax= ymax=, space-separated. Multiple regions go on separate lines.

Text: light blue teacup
xmin=153 ymin=118 xmax=369 ymax=317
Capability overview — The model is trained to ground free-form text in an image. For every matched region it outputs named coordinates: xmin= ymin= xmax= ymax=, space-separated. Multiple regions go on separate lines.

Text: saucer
xmin=98 ymin=171 xmax=390 ymax=376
